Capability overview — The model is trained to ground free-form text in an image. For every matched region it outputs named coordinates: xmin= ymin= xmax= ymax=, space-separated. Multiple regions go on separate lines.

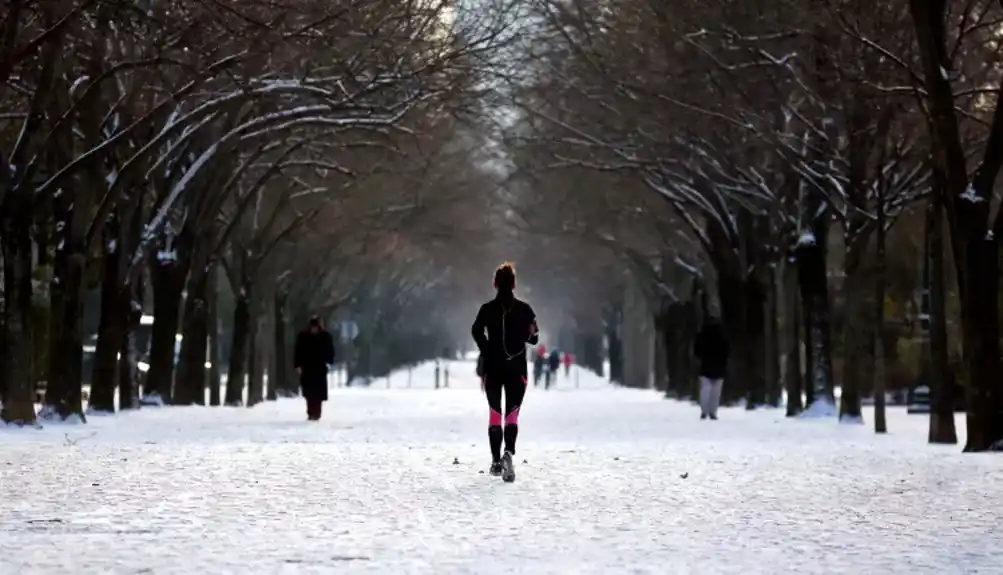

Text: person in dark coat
xmin=294 ymin=315 xmax=335 ymax=421
xmin=546 ymin=349 xmax=560 ymax=389
xmin=694 ymin=318 xmax=729 ymax=420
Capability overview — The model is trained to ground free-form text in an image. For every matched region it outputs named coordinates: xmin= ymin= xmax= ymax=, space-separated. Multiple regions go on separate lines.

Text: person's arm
xmin=693 ymin=332 xmax=704 ymax=360
xmin=526 ymin=304 xmax=539 ymax=345
xmin=471 ymin=304 xmax=489 ymax=352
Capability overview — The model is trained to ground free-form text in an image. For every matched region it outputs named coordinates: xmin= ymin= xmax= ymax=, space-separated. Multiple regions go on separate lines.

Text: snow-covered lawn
xmin=1 ymin=362 xmax=998 ymax=574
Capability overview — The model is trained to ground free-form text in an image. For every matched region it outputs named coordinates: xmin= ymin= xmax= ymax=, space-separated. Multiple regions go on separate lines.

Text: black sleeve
xmin=525 ymin=303 xmax=539 ymax=345
xmin=471 ymin=304 xmax=489 ymax=352
xmin=294 ymin=333 xmax=305 ymax=369
xmin=693 ymin=332 xmax=704 ymax=360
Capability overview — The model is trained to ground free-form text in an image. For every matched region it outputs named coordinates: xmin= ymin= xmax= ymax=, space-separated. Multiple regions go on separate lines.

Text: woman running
xmin=471 ymin=262 xmax=539 ymax=482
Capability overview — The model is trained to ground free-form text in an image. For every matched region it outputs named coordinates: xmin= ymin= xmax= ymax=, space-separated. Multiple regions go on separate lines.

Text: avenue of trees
xmin=4 ymin=0 xmax=1003 ymax=454
xmin=0 ymin=0 xmax=520 ymax=422
xmin=495 ymin=0 xmax=1003 ymax=451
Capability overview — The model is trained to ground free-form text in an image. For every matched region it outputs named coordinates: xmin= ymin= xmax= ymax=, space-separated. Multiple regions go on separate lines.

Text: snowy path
xmin=1 ymin=363 xmax=1000 ymax=574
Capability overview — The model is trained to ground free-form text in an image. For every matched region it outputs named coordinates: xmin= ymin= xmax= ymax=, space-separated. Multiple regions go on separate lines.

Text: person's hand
xmin=295 ymin=367 xmax=302 ymax=376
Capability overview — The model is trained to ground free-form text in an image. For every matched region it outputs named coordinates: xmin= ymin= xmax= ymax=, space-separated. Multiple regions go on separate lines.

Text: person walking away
xmin=562 ymin=352 xmax=573 ymax=378
xmin=546 ymin=349 xmax=560 ymax=389
xmin=294 ymin=315 xmax=335 ymax=421
xmin=533 ymin=352 xmax=544 ymax=387
xmin=471 ymin=262 xmax=539 ymax=482
xmin=694 ymin=318 xmax=728 ymax=420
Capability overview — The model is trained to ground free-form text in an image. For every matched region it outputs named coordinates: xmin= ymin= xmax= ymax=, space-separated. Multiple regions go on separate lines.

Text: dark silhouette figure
xmin=694 ymin=318 xmax=729 ymax=420
xmin=471 ymin=263 xmax=539 ymax=482
xmin=294 ymin=315 xmax=335 ymax=420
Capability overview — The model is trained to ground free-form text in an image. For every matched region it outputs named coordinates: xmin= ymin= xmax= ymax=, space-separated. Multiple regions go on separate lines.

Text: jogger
xmin=484 ymin=372 xmax=528 ymax=461
xmin=472 ymin=262 xmax=539 ymax=481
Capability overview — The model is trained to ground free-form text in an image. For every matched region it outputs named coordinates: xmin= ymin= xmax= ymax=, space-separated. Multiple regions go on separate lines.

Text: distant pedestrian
xmin=546 ymin=349 xmax=560 ymax=389
xmin=562 ymin=352 xmax=573 ymax=377
xmin=694 ymin=318 xmax=729 ymax=420
xmin=294 ymin=315 xmax=335 ymax=421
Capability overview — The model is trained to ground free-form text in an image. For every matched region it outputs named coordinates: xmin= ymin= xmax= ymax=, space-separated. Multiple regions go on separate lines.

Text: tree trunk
xmin=840 ymin=259 xmax=869 ymax=423
xmin=909 ymin=0 xmax=1002 ymax=451
xmin=174 ymin=268 xmax=210 ymax=406
xmin=873 ymin=179 xmax=888 ymax=434
xmin=247 ymin=312 xmax=264 ymax=407
xmin=90 ymin=217 xmax=125 ymax=414
xmin=959 ymin=241 xmax=1002 ymax=451
xmin=269 ymin=292 xmax=288 ymax=399
xmin=718 ymin=274 xmax=744 ymax=405
xmin=744 ymin=275 xmax=767 ymax=409
xmin=43 ymin=247 xmax=86 ymax=422
xmin=796 ymin=229 xmax=836 ymax=415
xmin=0 ymin=204 xmax=37 ymax=426
xmin=118 ymin=278 xmax=143 ymax=411
xmin=783 ymin=257 xmax=803 ymax=416
xmin=208 ymin=271 xmax=222 ymax=407
xmin=225 ymin=290 xmax=252 ymax=406
xmin=145 ymin=260 xmax=186 ymax=404
xmin=764 ymin=266 xmax=782 ymax=407
xmin=117 ymin=194 xmax=145 ymax=412
xmin=926 ymin=194 xmax=957 ymax=443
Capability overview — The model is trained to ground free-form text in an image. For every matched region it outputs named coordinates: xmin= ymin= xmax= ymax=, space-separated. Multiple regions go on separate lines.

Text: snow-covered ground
xmin=2 ymin=361 xmax=999 ymax=574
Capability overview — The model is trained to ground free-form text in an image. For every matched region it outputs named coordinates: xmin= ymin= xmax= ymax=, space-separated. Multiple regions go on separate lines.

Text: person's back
xmin=471 ymin=262 xmax=538 ymax=482
xmin=548 ymin=350 xmax=560 ymax=372
xmin=694 ymin=320 xmax=728 ymax=420
xmin=294 ymin=316 xmax=335 ymax=420
xmin=473 ymin=297 xmax=537 ymax=379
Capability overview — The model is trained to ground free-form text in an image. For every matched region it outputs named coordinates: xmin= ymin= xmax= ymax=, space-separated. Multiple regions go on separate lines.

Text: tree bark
xmin=145 ymin=258 xmax=186 ymax=404
xmin=0 ymin=196 xmax=37 ymax=425
xmin=118 ymin=278 xmax=143 ymax=412
xmin=44 ymin=246 xmax=86 ymax=422
xmin=840 ymin=257 xmax=869 ymax=423
xmin=764 ymin=266 xmax=782 ymax=408
xmin=247 ymin=312 xmax=264 ymax=407
xmin=174 ymin=267 xmax=210 ymax=406
xmin=783 ymin=255 xmax=803 ymax=416
xmin=926 ymin=193 xmax=957 ymax=443
xmin=225 ymin=290 xmax=252 ymax=406
xmin=208 ymin=271 xmax=222 ymax=406
xmin=269 ymin=292 xmax=288 ymax=399
xmin=744 ymin=275 xmax=767 ymax=409
xmin=796 ymin=227 xmax=836 ymax=414
xmin=90 ymin=216 xmax=125 ymax=414
xmin=873 ymin=180 xmax=888 ymax=434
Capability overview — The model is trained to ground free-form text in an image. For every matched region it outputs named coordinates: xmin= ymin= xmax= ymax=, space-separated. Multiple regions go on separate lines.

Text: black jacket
xmin=694 ymin=323 xmax=729 ymax=380
xmin=472 ymin=292 xmax=538 ymax=378
xmin=294 ymin=329 xmax=335 ymax=400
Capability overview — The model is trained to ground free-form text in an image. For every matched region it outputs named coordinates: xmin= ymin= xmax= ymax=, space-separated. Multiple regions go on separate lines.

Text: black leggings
xmin=484 ymin=371 xmax=527 ymax=459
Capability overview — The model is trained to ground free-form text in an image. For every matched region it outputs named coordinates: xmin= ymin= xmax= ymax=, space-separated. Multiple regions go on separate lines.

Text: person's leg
xmin=710 ymin=379 xmax=724 ymax=418
xmin=503 ymin=374 xmax=528 ymax=456
xmin=484 ymin=378 xmax=504 ymax=463
xmin=698 ymin=377 xmax=710 ymax=418
xmin=315 ymin=399 xmax=324 ymax=421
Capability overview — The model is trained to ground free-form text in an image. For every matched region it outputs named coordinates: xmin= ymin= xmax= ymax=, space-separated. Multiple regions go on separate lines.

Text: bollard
xmin=435 ymin=361 xmax=441 ymax=389
xmin=444 ymin=366 xmax=450 ymax=388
